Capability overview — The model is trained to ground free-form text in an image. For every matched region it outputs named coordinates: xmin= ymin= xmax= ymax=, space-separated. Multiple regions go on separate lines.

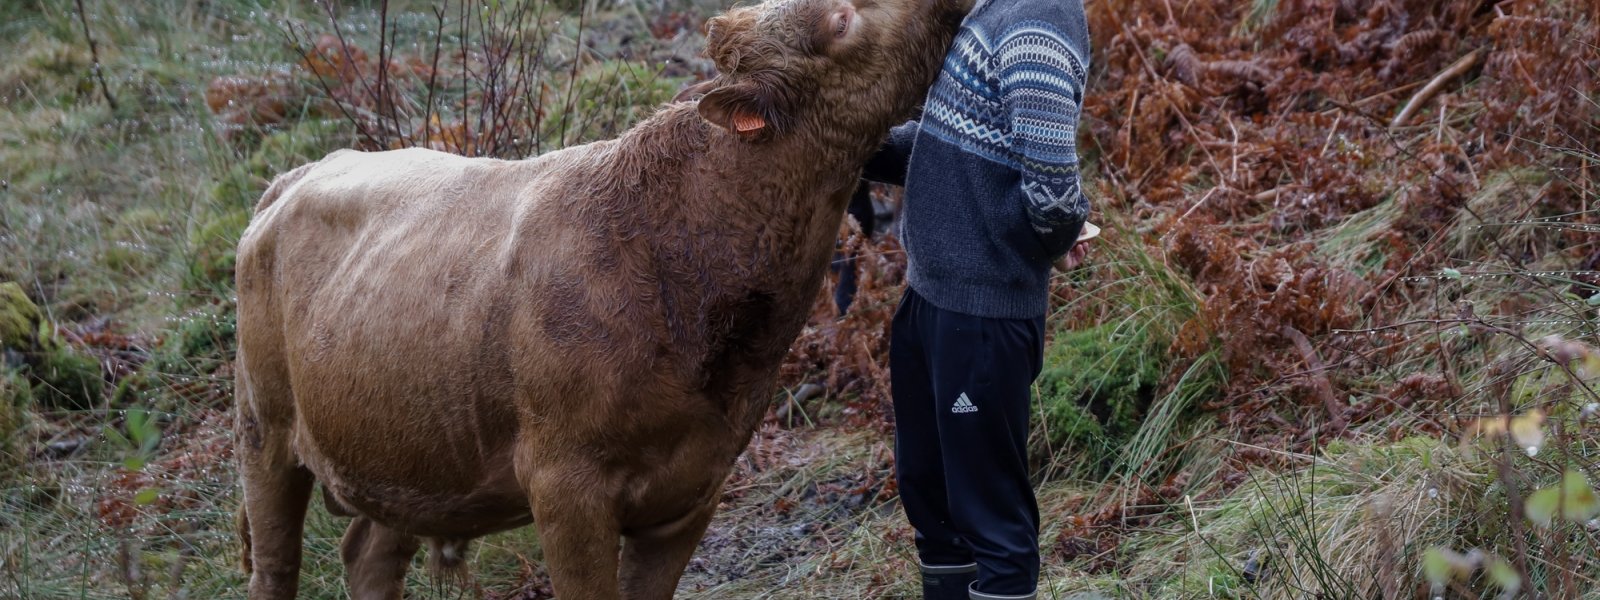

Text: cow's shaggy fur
xmin=232 ymin=0 xmax=970 ymax=597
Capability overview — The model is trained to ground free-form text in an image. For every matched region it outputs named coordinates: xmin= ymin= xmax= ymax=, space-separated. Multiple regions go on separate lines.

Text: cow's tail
xmin=237 ymin=502 xmax=254 ymax=574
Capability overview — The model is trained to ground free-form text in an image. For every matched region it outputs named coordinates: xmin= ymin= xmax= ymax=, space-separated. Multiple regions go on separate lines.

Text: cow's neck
xmin=661 ymin=123 xmax=873 ymax=287
xmin=594 ymin=107 xmax=878 ymax=432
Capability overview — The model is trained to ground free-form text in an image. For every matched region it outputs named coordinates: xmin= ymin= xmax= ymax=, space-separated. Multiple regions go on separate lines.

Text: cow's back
xmin=236 ymin=147 xmax=603 ymax=535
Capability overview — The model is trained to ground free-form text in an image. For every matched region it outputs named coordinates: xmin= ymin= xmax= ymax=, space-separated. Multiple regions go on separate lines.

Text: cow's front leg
xmin=618 ymin=500 xmax=718 ymax=599
xmin=531 ymin=482 xmax=623 ymax=600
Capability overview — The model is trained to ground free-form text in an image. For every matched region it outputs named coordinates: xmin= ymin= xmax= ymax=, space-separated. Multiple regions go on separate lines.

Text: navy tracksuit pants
xmin=891 ymin=288 xmax=1046 ymax=596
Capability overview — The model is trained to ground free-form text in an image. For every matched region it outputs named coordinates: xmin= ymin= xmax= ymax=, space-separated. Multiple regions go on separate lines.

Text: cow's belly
xmin=284 ymin=276 xmax=534 ymax=536
xmin=291 ymin=396 xmax=534 ymax=537
xmin=314 ymin=456 xmax=535 ymax=538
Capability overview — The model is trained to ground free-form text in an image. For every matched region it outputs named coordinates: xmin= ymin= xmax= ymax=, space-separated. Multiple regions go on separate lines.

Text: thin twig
xmin=282 ymin=23 xmax=379 ymax=146
xmin=318 ymin=0 xmax=385 ymax=147
xmin=558 ymin=3 xmax=590 ymax=148
xmin=459 ymin=0 xmax=472 ymax=154
xmin=1489 ymin=363 xmax=1536 ymax=588
xmin=73 ymin=0 xmax=118 ymax=111
xmin=421 ymin=5 xmax=447 ymax=149
xmin=1336 ymin=314 xmax=1600 ymax=405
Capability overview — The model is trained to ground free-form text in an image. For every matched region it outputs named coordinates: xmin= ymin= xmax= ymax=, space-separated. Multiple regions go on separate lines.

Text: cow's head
xmin=694 ymin=0 xmax=971 ymax=142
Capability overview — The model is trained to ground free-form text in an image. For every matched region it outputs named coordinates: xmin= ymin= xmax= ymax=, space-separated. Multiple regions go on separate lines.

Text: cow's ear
xmin=672 ymin=78 xmax=718 ymax=103
xmin=697 ymin=81 xmax=785 ymax=140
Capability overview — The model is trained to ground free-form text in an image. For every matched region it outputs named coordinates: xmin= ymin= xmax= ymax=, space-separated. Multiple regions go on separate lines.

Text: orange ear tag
xmin=732 ymin=112 xmax=767 ymax=133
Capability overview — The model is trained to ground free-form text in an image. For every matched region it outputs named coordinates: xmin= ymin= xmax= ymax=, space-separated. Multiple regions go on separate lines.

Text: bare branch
xmin=73 ymin=0 xmax=118 ymax=111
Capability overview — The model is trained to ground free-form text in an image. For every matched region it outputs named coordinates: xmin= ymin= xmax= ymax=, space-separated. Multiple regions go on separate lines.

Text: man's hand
xmin=1053 ymin=241 xmax=1090 ymax=271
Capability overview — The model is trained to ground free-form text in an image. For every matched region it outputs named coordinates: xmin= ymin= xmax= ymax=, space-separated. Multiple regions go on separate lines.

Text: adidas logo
xmin=952 ymin=392 xmax=978 ymax=414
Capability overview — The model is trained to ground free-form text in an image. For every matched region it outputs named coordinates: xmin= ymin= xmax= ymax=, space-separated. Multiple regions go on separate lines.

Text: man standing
xmin=861 ymin=0 xmax=1092 ymax=597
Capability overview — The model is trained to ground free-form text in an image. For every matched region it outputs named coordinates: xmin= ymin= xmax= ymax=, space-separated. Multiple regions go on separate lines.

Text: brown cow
xmin=232 ymin=0 xmax=970 ymax=597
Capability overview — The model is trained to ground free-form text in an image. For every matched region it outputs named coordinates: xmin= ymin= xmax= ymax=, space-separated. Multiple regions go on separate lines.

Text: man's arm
xmin=999 ymin=27 xmax=1090 ymax=260
xmin=861 ymin=120 xmax=919 ymax=186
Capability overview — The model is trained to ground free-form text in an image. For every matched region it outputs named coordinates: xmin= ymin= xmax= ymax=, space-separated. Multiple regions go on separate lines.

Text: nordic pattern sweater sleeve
xmin=998 ymin=24 xmax=1090 ymax=259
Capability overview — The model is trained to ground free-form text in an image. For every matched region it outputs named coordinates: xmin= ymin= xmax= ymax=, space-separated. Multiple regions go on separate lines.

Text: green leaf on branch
xmin=1581 ymin=354 xmax=1600 ymax=379
xmin=1510 ymin=410 xmax=1545 ymax=455
xmin=1486 ymin=555 xmax=1520 ymax=594
xmin=1526 ymin=486 xmax=1560 ymax=527
xmin=1422 ymin=547 xmax=1452 ymax=586
xmin=1421 ymin=546 xmax=1475 ymax=585
xmin=104 ymin=408 xmax=163 ymax=472
xmin=1560 ymin=470 xmax=1600 ymax=522
xmin=1525 ymin=471 xmax=1600 ymax=526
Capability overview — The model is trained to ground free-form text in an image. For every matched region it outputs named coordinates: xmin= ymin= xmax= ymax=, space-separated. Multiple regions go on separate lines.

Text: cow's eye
xmin=809 ymin=4 xmax=857 ymax=55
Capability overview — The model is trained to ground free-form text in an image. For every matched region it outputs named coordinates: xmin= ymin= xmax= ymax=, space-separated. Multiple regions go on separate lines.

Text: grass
xmin=1142 ymin=438 xmax=1473 ymax=598
xmin=1034 ymin=213 xmax=1221 ymax=485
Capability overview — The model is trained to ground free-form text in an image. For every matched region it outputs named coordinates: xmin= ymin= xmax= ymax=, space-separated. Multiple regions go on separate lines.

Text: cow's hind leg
xmin=341 ymin=517 xmax=422 ymax=600
xmin=237 ymin=419 xmax=314 ymax=600
xmin=618 ymin=504 xmax=717 ymax=600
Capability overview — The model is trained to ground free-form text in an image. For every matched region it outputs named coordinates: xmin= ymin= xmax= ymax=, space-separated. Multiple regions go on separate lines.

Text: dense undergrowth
xmin=2 ymin=0 xmax=1597 ymax=598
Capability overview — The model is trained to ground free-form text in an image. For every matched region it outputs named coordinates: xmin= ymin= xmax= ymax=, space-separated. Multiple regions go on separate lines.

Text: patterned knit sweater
xmin=864 ymin=0 xmax=1091 ymax=319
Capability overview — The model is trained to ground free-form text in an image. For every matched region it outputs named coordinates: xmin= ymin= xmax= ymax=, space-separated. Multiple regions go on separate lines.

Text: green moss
xmin=0 ymin=282 xmax=101 ymax=410
xmin=100 ymin=245 xmax=159 ymax=275
xmin=1030 ymin=228 xmax=1218 ymax=479
xmin=1036 ymin=322 xmax=1168 ymax=458
xmin=101 ymin=206 xmax=169 ymax=275
xmin=0 ymin=282 xmax=45 ymax=351
xmin=175 ymin=307 xmax=236 ymax=361
xmin=32 ymin=344 xmax=101 ymax=410
xmin=110 ymin=207 xmax=168 ymax=241
xmin=0 ymin=31 xmax=91 ymax=108
xmin=23 ymin=33 xmax=89 ymax=75
xmin=109 ymin=370 xmax=150 ymax=406
xmin=0 ymin=369 xmax=26 ymax=470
